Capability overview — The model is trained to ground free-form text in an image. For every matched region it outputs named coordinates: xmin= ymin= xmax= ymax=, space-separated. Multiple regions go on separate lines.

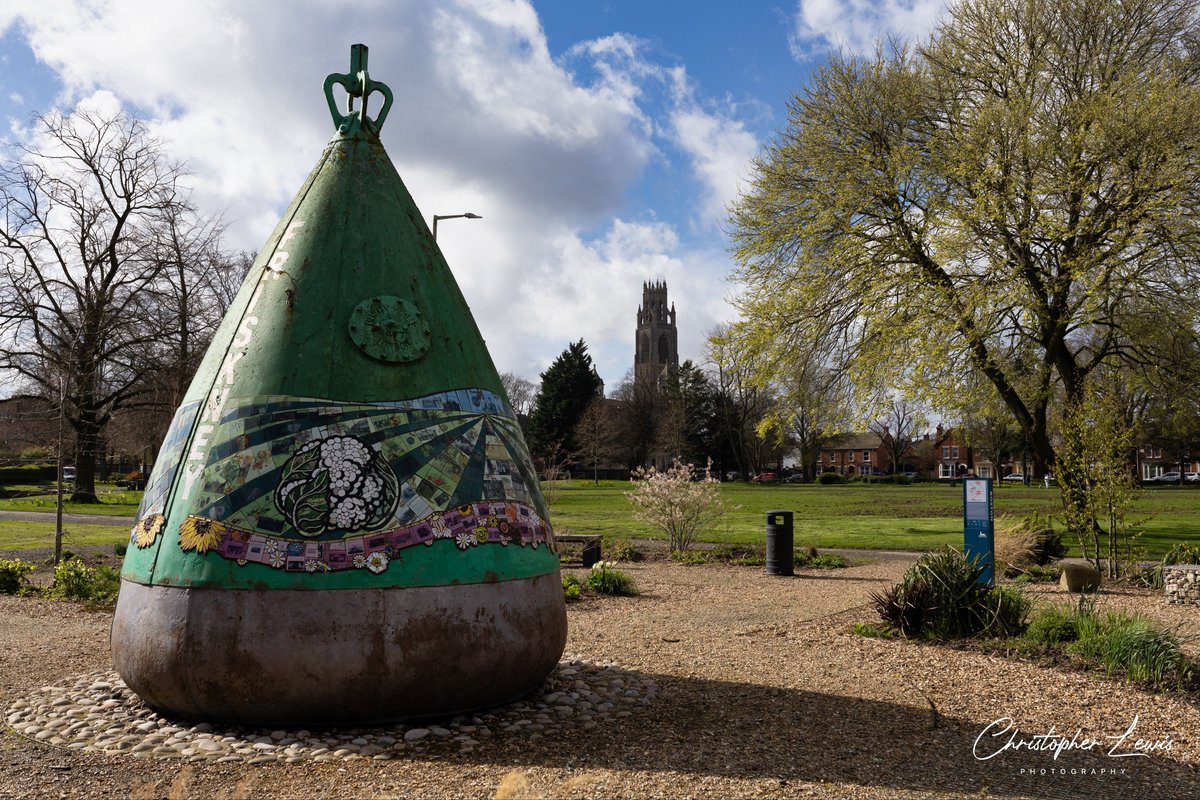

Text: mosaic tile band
xmin=121 ymin=387 xmax=560 ymax=590
xmin=132 ymin=500 xmax=551 ymax=574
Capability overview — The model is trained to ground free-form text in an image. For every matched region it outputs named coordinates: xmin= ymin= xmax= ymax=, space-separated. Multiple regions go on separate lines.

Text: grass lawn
xmin=2 ymin=479 xmax=1197 ymax=560
xmin=0 ymin=483 xmax=139 ymax=554
xmin=0 ymin=486 xmax=142 ymax=517
xmin=0 ymin=520 xmax=130 ymax=551
xmin=549 ymin=479 xmax=1200 ymax=559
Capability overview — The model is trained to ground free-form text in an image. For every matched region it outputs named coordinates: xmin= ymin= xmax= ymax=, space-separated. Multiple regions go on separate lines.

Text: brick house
xmin=0 ymin=396 xmax=57 ymax=456
xmin=820 ymin=433 xmax=890 ymax=477
xmin=928 ymin=425 xmax=1019 ymax=480
xmin=929 ymin=425 xmax=1017 ymax=480
xmin=1136 ymin=444 xmax=1200 ymax=481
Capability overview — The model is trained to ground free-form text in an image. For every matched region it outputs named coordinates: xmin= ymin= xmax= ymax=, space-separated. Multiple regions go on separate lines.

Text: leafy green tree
xmin=528 ymin=339 xmax=603 ymax=460
xmin=729 ymin=0 xmax=1200 ymax=526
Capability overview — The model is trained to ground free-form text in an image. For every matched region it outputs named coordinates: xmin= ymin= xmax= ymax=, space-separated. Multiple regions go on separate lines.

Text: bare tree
xmin=869 ymin=398 xmax=926 ymax=475
xmin=573 ymin=396 xmax=619 ymax=484
xmin=499 ymin=371 xmax=537 ymax=419
xmin=760 ymin=353 xmax=852 ymax=480
xmin=963 ymin=401 xmax=1022 ymax=478
xmin=110 ymin=220 xmax=251 ymax=472
xmin=707 ymin=325 xmax=775 ymax=477
xmin=609 ymin=369 xmax=667 ymax=469
xmin=0 ymin=108 xmax=227 ymax=500
xmin=539 ymin=440 xmax=573 ymax=505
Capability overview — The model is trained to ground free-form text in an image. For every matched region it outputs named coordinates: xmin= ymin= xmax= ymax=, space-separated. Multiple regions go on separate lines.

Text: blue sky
xmin=0 ymin=1 xmax=947 ymax=391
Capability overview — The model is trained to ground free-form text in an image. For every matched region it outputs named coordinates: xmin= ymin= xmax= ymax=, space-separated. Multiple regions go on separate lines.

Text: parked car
xmin=61 ymin=466 xmax=76 ymax=483
xmin=1187 ymin=473 xmax=1200 ymax=483
xmin=1146 ymin=471 xmax=1182 ymax=483
xmin=724 ymin=471 xmax=742 ymax=481
xmin=783 ymin=473 xmax=807 ymax=483
xmin=1002 ymin=473 xmax=1027 ymax=482
xmin=751 ymin=472 xmax=778 ymax=483
xmin=901 ymin=471 xmax=918 ymax=480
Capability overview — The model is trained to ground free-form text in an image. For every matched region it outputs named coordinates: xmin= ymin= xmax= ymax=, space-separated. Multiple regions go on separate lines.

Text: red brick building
xmin=820 ymin=433 xmax=890 ymax=477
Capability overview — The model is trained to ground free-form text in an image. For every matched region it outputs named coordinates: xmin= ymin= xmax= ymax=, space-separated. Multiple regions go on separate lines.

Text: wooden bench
xmin=556 ymin=534 xmax=602 ymax=567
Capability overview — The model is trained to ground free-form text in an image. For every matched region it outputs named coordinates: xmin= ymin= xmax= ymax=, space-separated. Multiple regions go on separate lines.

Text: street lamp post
xmin=432 ymin=212 xmax=481 ymax=240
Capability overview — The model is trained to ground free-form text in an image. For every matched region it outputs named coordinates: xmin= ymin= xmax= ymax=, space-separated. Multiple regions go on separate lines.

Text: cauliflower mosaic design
xmin=274 ymin=435 xmax=399 ymax=537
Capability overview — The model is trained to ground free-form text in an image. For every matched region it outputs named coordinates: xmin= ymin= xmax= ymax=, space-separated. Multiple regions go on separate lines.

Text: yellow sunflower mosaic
xmin=132 ymin=514 xmax=165 ymax=549
xmin=178 ymin=516 xmax=228 ymax=553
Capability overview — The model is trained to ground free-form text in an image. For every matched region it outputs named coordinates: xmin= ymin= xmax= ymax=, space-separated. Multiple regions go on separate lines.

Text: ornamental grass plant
xmin=871 ymin=546 xmax=1029 ymax=639
xmin=1022 ymin=595 xmax=1196 ymax=690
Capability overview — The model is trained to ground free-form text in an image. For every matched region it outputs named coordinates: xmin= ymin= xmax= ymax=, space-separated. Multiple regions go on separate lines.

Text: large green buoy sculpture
xmin=111 ymin=45 xmax=567 ymax=725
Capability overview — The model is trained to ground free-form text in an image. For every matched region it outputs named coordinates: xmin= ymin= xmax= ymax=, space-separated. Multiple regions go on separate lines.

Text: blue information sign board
xmin=962 ymin=477 xmax=995 ymax=585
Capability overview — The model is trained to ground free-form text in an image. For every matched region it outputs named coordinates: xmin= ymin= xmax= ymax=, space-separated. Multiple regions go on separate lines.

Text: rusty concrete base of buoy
xmin=110 ymin=573 xmax=567 ymax=726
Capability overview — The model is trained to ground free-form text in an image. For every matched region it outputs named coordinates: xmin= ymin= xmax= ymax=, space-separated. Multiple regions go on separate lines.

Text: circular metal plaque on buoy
xmin=348 ymin=295 xmax=431 ymax=363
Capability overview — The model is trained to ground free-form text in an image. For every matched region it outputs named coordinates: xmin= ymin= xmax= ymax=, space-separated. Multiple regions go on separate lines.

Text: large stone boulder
xmin=1059 ymin=562 xmax=1102 ymax=593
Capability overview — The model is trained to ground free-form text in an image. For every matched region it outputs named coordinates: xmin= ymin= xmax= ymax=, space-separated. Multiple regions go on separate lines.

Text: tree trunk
xmin=69 ymin=410 xmax=102 ymax=503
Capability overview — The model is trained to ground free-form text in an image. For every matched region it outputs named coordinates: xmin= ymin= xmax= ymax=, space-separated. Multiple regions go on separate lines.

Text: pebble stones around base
xmin=4 ymin=656 xmax=658 ymax=764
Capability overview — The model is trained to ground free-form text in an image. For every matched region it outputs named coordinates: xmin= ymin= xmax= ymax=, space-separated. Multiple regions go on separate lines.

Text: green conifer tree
xmin=528 ymin=340 xmax=604 ymax=460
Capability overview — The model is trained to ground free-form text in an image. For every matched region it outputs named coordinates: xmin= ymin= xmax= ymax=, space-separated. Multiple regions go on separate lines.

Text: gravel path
xmin=3 ymin=556 xmax=1199 ymax=799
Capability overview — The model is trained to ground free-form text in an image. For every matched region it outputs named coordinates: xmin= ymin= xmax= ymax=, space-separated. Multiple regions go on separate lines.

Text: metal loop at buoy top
xmin=324 ymin=43 xmax=393 ymax=135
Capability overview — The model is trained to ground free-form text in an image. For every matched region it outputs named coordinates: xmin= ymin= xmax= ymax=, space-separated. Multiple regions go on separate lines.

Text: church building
xmin=634 ymin=280 xmax=679 ymax=392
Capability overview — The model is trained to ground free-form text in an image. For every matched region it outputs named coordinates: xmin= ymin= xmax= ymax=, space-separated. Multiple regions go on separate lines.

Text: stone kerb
xmin=1163 ymin=564 xmax=1200 ymax=606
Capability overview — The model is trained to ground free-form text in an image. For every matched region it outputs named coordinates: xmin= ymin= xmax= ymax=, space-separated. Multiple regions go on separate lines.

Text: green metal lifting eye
xmin=324 ymin=43 xmax=394 ymax=135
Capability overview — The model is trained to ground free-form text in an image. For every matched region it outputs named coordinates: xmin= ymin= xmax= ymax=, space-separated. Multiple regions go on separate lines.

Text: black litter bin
xmin=765 ymin=510 xmax=794 ymax=576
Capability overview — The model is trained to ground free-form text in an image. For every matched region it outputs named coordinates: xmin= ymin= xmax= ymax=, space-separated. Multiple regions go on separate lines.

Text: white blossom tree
xmin=626 ymin=459 xmax=724 ymax=553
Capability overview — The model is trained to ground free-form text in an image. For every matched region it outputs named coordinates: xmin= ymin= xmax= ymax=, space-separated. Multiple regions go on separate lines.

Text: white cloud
xmin=790 ymin=0 xmax=947 ymax=58
xmin=666 ymin=68 xmax=759 ymax=228
xmin=7 ymin=91 xmax=21 ymax=105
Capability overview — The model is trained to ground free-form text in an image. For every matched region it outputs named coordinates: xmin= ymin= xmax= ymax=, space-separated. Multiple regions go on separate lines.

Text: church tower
xmin=634 ymin=280 xmax=679 ymax=391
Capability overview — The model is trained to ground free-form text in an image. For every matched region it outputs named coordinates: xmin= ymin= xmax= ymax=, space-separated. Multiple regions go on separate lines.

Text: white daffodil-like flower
xmin=264 ymin=540 xmax=285 ymax=568
xmin=455 ymin=530 xmax=474 ymax=550
xmin=365 ymin=551 xmax=389 ymax=574
xmin=353 ymin=553 xmax=367 ymax=569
